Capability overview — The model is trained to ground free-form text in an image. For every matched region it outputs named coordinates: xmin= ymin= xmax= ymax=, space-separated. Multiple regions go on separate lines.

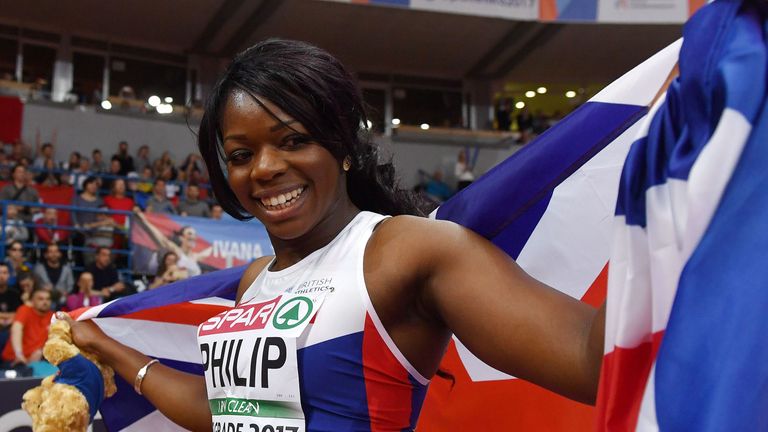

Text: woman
xmin=63 ymin=40 xmax=604 ymax=431
xmin=4 ymin=240 xmax=31 ymax=287
xmin=103 ymin=178 xmax=134 ymax=227
xmin=16 ymin=271 xmax=36 ymax=307
xmin=34 ymin=158 xmax=61 ymax=186
xmin=148 ymin=251 xmax=188 ymax=289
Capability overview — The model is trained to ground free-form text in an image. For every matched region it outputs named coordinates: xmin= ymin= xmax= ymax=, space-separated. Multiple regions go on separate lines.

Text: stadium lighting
xmin=525 ymin=91 xmax=536 ymax=98
xmin=148 ymin=95 xmax=161 ymax=107
xmin=420 ymin=123 xmax=430 ymax=130
xmin=565 ymin=90 xmax=577 ymax=98
xmin=164 ymin=97 xmax=173 ymax=103
xmin=537 ymin=87 xmax=547 ymax=94
xmin=100 ymin=100 xmax=112 ymax=110
xmin=391 ymin=118 xmax=401 ymax=126
xmin=156 ymin=103 xmax=173 ymax=114
xmin=515 ymin=101 xmax=525 ymax=109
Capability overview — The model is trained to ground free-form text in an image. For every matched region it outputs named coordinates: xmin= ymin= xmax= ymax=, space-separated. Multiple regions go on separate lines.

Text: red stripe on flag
xmin=581 ymin=263 xmax=608 ymax=307
xmin=595 ymin=331 xmax=665 ymax=431
xmin=418 ymin=340 xmax=595 ymax=431
xmin=362 ymin=314 xmax=414 ymax=432
xmin=119 ymin=302 xmax=230 ymax=326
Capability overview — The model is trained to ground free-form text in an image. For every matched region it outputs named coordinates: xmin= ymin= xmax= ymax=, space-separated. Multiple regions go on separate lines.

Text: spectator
xmin=103 ymin=157 xmax=123 ymax=192
xmin=178 ymin=184 xmax=210 ymax=218
xmin=145 ymin=179 xmax=176 ymax=214
xmin=34 ymin=207 xmax=68 ymax=244
xmin=175 ymin=226 xmax=202 ymax=277
xmin=1 ymin=288 xmax=52 ymax=366
xmin=16 ymin=272 xmax=35 ymax=307
xmin=0 ymin=164 xmax=41 ymax=220
xmin=91 ymin=149 xmax=106 ymax=173
xmin=211 ymin=204 xmax=224 ymax=220
xmin=137 ymin=166 xmax=154 ymax=193
xmin=103 ymin=178 xmax=134 ymax=227
xmin=455 ymin=149 xmax=475 ymax=191
xmin=85 ymin=247 xmax=126 ymax=301
xmin=68 ymin=156 xmax=93 ymax=190
xmin=60 ymin=151 xmax=81 ymax=171
xmin=32 ymin=141 xmax=54 ymax=170
xmin=152 ymin=151 xmax=175 ymax=179
xmin=496 ymin=99 xmax=513 ymax=131
xmin=32 ymin=243 xmax=74 ymax=301
xmin=179 ymin=153 xmax=205 ymax=181
xmin=85 ymin=207 xmax=117 ymax=251
xmin=113 ymin=141 xmax=134 ymax=175
xmin=149 ymin=251 xmax=187 ymax=289
xmin=71 ymin=176 xmax=103 ymax=229
xmin=4 ymin=240 xmax=31 ymax=287
xmin=424 ymin=170 xmax=453 ymax=202
xmin=3 ymin=204 xmax=29 ymax=244
xmin=0 ymin=263 xmax=21 ymax=353
xmin=65 ymin=272 xmax=102 ymax=310
xmin=516 ymin=107 xmax=534 ymax=144
xmin=135 ymin=145 xmax=151 ymax=173
xmin=34 ymin=158 xmax=61 ymax=186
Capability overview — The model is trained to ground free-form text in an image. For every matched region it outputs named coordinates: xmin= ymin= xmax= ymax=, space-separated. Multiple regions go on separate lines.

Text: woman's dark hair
xmin=82 ymin=176 xmax=99 ymax=190
xmin=156 ymin=251 xmax=178 ymax=278
xmin=198 ymin=38 xmax=427 ymax=220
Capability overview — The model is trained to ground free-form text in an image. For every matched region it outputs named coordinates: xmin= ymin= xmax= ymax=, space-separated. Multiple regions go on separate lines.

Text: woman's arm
xmin=369 ymin=216 xmax=604 ymax=404
xmin=61 ymin=314 xmax=213 ymax=431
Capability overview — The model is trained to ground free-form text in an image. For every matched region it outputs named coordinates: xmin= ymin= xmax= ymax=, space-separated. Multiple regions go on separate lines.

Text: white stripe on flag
xmin=94 ymin=318 xmax=201 ymax=363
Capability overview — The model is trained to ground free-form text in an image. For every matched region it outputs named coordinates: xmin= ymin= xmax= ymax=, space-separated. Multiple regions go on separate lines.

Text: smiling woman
xmin=64 ymin=39 xmax=605 ymax=432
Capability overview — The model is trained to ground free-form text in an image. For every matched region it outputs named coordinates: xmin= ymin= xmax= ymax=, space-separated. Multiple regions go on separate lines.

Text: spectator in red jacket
xmin=34 ymin=207 xmax=68 ymax=244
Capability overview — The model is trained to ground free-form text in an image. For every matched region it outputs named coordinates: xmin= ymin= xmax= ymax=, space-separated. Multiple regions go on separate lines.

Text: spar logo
xmin=273 ymin=296 xmax=313 ymax=330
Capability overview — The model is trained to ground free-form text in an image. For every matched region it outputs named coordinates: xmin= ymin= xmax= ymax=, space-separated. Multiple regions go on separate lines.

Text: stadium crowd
xmin=0 ymin=133 xmax=226 ymax=373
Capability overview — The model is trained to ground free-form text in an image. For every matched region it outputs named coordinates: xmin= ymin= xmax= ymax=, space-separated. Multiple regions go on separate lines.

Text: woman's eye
xmin=281 ymin=135 xmax=309 ymax=149
xmin=227 ymin=150 xmax=251 ymax=164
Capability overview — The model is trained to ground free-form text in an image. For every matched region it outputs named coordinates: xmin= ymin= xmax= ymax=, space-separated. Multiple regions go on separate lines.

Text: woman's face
xmin=164 ymin=253 xmax=178 ymax=267
xmin=85 ymin=180 xmax=98 ymax=194
xmin=18 ymin=277 xmax=33 ymax=293
xmin=221 ymin=90 xmax=347 ymax=240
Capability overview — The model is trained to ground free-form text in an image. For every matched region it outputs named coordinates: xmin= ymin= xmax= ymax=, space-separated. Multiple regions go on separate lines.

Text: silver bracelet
xmin=134 ymin=359 xmax=160 ymax=395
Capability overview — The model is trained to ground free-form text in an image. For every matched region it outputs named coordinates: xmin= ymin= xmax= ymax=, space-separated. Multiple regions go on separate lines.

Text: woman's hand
xmin=55 ymin=312 xmax=109 ymax=353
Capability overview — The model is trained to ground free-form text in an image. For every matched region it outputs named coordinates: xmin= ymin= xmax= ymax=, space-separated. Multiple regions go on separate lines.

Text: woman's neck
xmin=269 ymin=199 xmax=360 ymax=271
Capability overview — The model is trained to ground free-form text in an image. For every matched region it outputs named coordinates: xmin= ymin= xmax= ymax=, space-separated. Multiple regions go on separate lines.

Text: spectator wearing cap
xmin=178 ymin=184 xmax=210 ymax=218
xmin=1 ymin=288 xmax=52 ymax=366
xmin=145 ymin=179 xmax=176 ymax=214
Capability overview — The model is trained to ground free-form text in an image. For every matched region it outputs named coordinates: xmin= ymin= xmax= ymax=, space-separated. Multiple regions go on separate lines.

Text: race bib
xmin=198 ymin=293 xmax=326 ymax=432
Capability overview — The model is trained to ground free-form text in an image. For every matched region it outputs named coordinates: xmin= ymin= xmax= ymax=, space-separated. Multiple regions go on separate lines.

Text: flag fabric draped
xmin=597 ymin=1 xmax=768 ymax=430
xmin=71 ymin=2 xmax=766 ymax=428
xmin=74 ymin=40 xmax=679 ymax=431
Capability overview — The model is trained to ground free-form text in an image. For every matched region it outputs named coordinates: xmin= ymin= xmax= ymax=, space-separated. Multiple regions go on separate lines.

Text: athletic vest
xmin=198 ymin=211 xmax=429 ymax=432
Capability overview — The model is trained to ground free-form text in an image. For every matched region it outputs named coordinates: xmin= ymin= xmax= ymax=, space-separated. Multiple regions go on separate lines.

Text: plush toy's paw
xmin=43 ymin=337 xmax=80 ymax=366
xmin=24 ymin=382 xmax=90 ymax=432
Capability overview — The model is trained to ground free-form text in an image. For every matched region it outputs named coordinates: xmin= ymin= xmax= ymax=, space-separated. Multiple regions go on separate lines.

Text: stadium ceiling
xmin=0 ymin=0 xmax=682 ymax=85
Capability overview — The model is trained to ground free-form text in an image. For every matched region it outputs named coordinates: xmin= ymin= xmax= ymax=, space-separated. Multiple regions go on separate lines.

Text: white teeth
xmin=261 ymin=187 xmax=304 ymax=209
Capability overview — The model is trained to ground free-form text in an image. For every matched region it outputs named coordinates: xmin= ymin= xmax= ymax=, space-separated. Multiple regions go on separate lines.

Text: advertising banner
xmin=131 ymin=212 xmax=273 ymax=275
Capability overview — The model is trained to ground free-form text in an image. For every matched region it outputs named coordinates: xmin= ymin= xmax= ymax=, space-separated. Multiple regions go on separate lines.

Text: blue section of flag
xmin=645 ymin=1 xmax=768 ymax=430
xmin=437 ymin=101 xmax=646 ymax=257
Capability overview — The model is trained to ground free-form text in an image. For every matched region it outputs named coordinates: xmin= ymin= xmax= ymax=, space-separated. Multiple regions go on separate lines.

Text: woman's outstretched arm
xmin=61 ymin=314 xmax=213 ymax=432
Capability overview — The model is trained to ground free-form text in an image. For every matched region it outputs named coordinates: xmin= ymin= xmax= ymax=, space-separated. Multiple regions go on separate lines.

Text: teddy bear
xmin=21 ymin=319 xmax=116 ymax=432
